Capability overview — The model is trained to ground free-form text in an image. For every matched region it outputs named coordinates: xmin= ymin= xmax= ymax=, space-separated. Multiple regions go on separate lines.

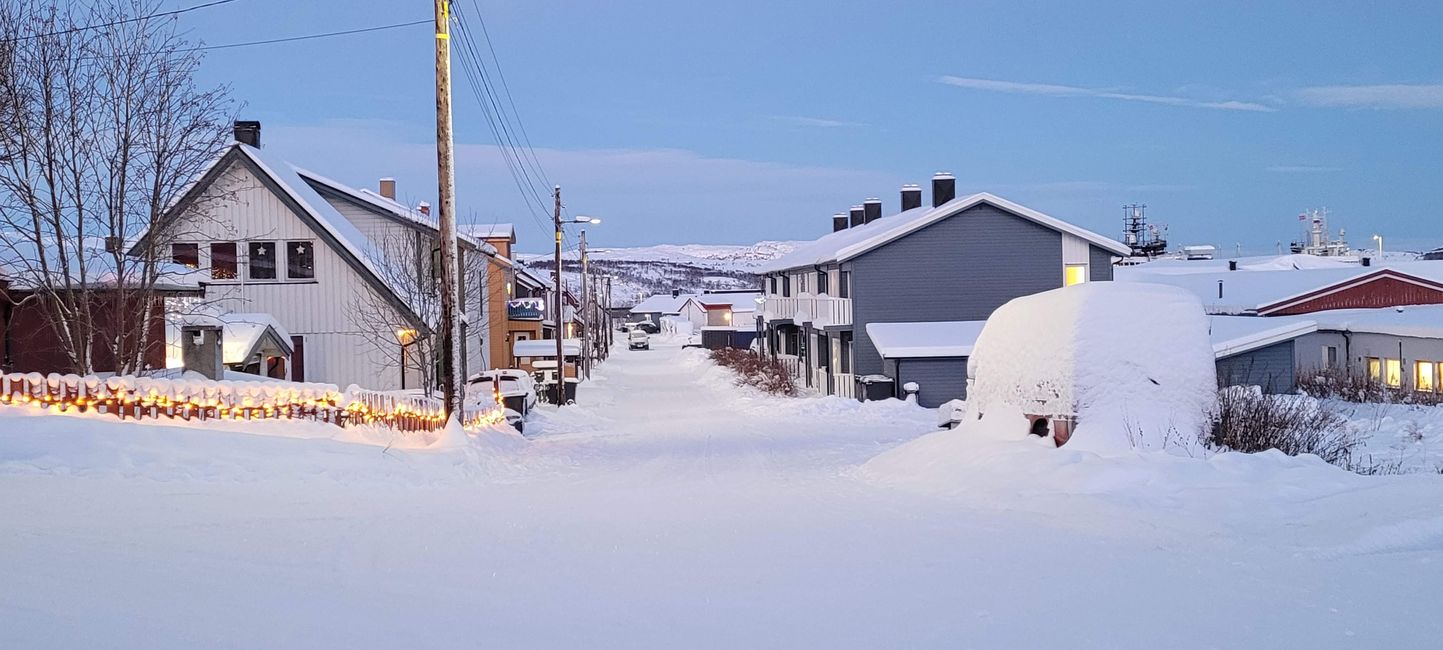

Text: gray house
xmin=756 ymin=175 xmax=1131 ymax=408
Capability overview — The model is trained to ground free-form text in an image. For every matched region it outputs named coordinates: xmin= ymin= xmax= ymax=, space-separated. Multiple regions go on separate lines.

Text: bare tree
xmin=0 ymin=0 xmax=232 ymax=374
xmin=346 ymin=229 xmax=487 ymax=396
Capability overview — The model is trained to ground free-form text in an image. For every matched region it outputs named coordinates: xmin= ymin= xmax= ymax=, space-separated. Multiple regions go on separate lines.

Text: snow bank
xmin=963 ymin=282 xmax=1217 ymax=453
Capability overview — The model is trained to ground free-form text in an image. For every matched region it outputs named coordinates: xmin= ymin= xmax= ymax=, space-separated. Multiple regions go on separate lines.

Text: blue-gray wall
xmin=848 ymin=203 xmax=1116 ymax=378
xmin=884 ymin=357 xmax=968 ymax=408
xmin=1216 ymin=341 xmax=1297 ymax=394
xmin=1090 ymin=246 xmax=1115 ymax=281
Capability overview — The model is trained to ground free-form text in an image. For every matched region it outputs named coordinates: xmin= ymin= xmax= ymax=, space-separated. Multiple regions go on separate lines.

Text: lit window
xmin=1064 ymin=264 xmax=1088 ymax=286
xmin=1367 ymin=358 xmax=1381 ymax=383
xmin=171 ymin=243 xmax=199 ymax=268
xmin=209 ymin=242 xmax=237 ymax=280
xmin=1417 ymin=361 xmax=1436 ymax=393
xmin=1385 ymin=358 xmax=1402 ymax=388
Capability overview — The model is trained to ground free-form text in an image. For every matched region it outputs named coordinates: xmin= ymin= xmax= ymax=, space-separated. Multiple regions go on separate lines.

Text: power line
xmin=194 ymin=19 xmax=430 ymax=52
xmin=1 ymin=0 xmax=237 ymax=44
xmin=465 ymin=0 xmax=551 ymax=189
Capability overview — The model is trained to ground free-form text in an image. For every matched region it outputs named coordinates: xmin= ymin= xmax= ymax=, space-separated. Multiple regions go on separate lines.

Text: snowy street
xmin=4 ymin=338 xmax=1443 ymax=648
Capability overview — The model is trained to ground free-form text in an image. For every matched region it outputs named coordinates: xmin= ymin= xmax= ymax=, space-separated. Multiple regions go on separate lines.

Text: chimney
xmin=233 ymin=120 xmax=261 ymax=148
xmin=378 ymin=178 xmax=396 ymax=200
xmin=849 ymin=205 xmax=864 ymax=228
xmin=900 ymin=184 xmax=923 ymax=211
xmin=932 ymin=172 xmax=956 ymax=207
xmin=1362 ymin=257 xmax=1372 ymax=267
xmin=863 ymin=198 xmax=882 ymax=224
xmin=671 ymin=289 xmax=680 ymax=298
xmin=832 ymin=213 xmax=848 ymax=232
xmin=1228 ymin=260 xmax=1238 ymax=271
xmin=417 ymin=201 xmax=431 ymax=216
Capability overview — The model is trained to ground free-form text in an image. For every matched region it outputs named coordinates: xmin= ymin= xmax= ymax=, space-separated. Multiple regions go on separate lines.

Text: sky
xmin=173 ymin=0 xmax=1443 ymax=253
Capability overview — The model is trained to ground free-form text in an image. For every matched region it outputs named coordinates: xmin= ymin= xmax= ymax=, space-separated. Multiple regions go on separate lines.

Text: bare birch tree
xmin=0 ymin=0 xmax=232 ymax=374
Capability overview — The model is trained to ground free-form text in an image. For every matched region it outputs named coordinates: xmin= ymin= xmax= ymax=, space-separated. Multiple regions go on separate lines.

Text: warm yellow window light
xmin=1367 ymin=358 xmax=1381 ymax=383
xmin=1417 ymin=361 xmax=1435 ymax=392
xmin=1064 ymin=264 xmax=1088 ymax=287
xmin=396 ymin=328 xmax=418 ymax=343
xmin=1385 ymin=358 xmax=1402 ymax=388
xmin=722 ymin=311 xmax=732 ymax=324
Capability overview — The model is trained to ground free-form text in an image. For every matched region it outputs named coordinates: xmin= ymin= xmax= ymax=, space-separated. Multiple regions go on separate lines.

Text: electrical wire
xmin=193 ymin=19 xmax=431 ymax=51
xmin=1 ymin=0 xmax=237 ymax=43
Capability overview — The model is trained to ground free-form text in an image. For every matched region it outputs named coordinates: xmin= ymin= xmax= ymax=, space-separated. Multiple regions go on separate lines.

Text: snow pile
xmin=963 ymin=282 xmax=1217 ymax=453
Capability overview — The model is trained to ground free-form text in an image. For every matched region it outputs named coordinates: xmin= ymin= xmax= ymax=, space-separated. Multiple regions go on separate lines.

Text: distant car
xmin=628 ymin=329 xmax=650 ymax=350
xmin=682 ymin=333 xmax=703 ymax=349
xmin=628 ymin=321 xmax=659 ymax=334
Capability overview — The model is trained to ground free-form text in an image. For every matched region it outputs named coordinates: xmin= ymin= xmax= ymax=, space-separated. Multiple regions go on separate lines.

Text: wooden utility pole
xmin=579 ymin=229 xmax=591 ymax=380
xmin=434 ymin=0 xmax=463 ymax=420
xmin=552 ymin=185 xmax=565 ymax=404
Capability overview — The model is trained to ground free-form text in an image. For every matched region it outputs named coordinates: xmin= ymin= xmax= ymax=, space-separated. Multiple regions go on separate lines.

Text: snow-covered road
xmin=3 ymin=338 xmax=1443 ymax=648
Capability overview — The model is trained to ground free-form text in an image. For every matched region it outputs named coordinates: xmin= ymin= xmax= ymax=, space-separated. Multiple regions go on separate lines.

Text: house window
xmin=248 ymin=242 xmax=277 ymax=280
xmin=1417 ymin=361 xmax=1435 ymax=393
xmin=1367 ymin=357 xmax=1381 ymax=383
xmin=839 ymin=330 xmax=852 ymax=373
xmin=286 ymin=241 xmax=315 ymax=280
xmin=769 ymin=276 xmax=778 ymax=295
xmin=1385 ymin=358 xmax=1402 ymax=389
xmin=1323 ymin=346 xmax=1338 ymax=369
xmin=816 ymin=271 xmax=829 ymax=295
xmin=171 ymin=243 xmax=199 ymax=268
xmin=816 ymin=333 xmax=830 ymax=370
xmin=1064 ymin=264 xmax=1088 ymax=286
xmin=799 ymin=273 xmax=808 ymax=294
xmin=209 ymin=242 xmax=237 ymax=280
xmin=838 ymin=270 xmax=850 ymax=298
xmin=781 ymin=275 xmax=791 ymax=297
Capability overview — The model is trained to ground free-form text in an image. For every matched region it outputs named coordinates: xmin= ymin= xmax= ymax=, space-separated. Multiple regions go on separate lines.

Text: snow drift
xmin=962 ymin=282 xmax=1217 ymax=453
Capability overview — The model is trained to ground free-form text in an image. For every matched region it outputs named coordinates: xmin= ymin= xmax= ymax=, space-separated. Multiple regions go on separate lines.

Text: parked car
xmin=628 ymin=329 xmax=650 ymax=350
xmin=682 ymin=333 xmax=703 ymax=349
xmin=628 ymin=321 xmax=659 ymax=334
xmin=467 ymin=369 xmax=538 ymax=416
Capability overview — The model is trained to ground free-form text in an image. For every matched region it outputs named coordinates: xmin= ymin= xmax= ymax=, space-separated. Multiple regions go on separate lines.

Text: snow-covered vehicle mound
xmin=959 ymin=281 xmax=1217 ymax=453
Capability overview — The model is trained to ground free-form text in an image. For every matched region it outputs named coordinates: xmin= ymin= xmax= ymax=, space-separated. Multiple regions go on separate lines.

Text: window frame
xmin=247 ymin=241 xmax=278 ymax=281
xmin=816 ymin=270 xmax=829 ymax=296
xmin=1367 ymin=357 xmax=1382 ymax=384
xmin=171 ymin=242 xmax=199 ymax=269
xmin=1385 ymin=358 xmax=1403 ymax=389
xmin=209 ymin=242 xmax=238 ymax=281
xmin=838 ymin=270 xmax=850 ymax=299
xmin=781 ymin=275 xmax=791 ymax=298
xmin=1064 ymin=263 xmax=1089 ymax=287
xmin=285 ymin=240 xmax=316 ymax=281
xmin=1416 ymin=360 xmax=1436 ymax=393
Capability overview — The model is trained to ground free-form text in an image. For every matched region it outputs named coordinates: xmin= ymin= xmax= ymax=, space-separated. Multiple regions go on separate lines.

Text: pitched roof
xmin=629 ymin=293 xmax=695 ymax=314
xmin=1118 ymin=257 xmax=1443 ymax=315
xmin=1207 ymin=315 xmax=1318 ymax=358
xmin=695 ymin=292 xmax=762 ymax=313
xmin=459 ymin=223 xmax=515 ymax=242
xmin=759 ymin=192 xmax=1130 ymax=273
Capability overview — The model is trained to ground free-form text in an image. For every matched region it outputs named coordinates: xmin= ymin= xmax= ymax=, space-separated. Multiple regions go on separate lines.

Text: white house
xmin=139 ymin=122 xmax=495 ymax=390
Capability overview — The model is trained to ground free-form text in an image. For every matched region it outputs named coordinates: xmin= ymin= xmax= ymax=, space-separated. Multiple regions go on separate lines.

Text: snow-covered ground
xmin=3 ymin=338 xmax=1443 ymax=648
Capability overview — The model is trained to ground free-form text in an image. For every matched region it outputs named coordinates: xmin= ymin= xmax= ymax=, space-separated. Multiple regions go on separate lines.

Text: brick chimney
xmin=900 ymin=184 xmax=922 ymax=211
xmin=863 ymin=198 xmax=882 ymax=224
xmin=417 ymin=201 xmax=431 ymax=216
xmin=849 ymin=205 xmax=864 ymax=228
xmin=378 ymin=178 xmax=396 ymax=200
xmin=932 ymin=172 xmax=956 ymax=207
xmin=832 ymin=213 xmax=848 ymax=232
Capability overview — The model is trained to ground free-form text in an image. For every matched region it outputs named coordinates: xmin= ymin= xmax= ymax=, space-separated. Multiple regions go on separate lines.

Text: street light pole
xmin=434 ymin=0 xmax=462 ymax=421
xmin=579 ymin=229 xmax=591 ymax=380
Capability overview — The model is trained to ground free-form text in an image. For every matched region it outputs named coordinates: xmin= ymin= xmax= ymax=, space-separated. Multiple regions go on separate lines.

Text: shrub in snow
xmin=1298 ymin=366 xmax=1443 ymax=407
xmin=962 ymin=282 xmax=1217 ymax=453
xmin=709 ymin=348 xmax=796 ymax=396
xmin=1207 ymin=386 xmax=1359 ymax=468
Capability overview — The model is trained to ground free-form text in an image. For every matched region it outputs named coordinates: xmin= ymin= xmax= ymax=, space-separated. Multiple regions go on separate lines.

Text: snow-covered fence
xmin=0 ymin=371 xmax=504 ymax=433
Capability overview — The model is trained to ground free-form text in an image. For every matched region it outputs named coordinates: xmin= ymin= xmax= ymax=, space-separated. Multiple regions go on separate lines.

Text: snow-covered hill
xmin=517 ymin=241 xmax=799 ymax=307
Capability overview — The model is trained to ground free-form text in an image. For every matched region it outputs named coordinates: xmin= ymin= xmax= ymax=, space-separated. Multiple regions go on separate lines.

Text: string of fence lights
xmin=0 ymin=372 xmax=506 ymax=432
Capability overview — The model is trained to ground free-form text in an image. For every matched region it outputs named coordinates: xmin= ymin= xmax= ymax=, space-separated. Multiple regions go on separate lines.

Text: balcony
xmin=763 ymin=294 xmax=852 ymax=328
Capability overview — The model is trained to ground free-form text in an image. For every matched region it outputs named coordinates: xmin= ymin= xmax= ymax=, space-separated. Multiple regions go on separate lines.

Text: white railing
xmin=832 ymin=372 xmax=856 ymax=399
xmin=764 ymin=295 xmax=852 ymax=327
xmin=776 ymin=354 xmax=804 ymax=384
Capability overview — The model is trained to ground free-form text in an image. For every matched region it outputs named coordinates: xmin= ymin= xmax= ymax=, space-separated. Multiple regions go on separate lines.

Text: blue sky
xmin=179 ymin=0 xmax=1442 ymax=253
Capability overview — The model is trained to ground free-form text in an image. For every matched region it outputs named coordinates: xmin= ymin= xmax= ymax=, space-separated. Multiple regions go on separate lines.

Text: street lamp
xmin=1372 ymin=234 xmax=1383 ymax=259
xmin=550 ymin=198 xmax=603 ymax=405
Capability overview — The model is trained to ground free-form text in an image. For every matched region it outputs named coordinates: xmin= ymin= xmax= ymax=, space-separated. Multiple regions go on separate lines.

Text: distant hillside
xmin=517 ymin=241 xmax=798 ymax=307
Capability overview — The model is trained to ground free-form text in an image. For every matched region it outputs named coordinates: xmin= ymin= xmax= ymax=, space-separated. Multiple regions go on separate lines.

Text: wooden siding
xmin=169 ymin=160 xmax=411 ymax=390
xmin=1216 ymin=340 xmax=1296 ymax=394
xmin=847 ymin=203 xmax=1064 ymax=377
xmin=1265 ymin=275 xmax=1443 ymax=315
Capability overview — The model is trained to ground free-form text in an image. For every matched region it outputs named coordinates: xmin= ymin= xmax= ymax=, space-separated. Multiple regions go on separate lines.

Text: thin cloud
xmin=1295 ymin=84 xmax=1443 ymax=109
xmin=768 ymin=115 xmax=866 ymax=128
xmin=937 ymin=76 xmax=1277 ymax=112
xmin=1266 ymin=165 xmax=1342 ymax=173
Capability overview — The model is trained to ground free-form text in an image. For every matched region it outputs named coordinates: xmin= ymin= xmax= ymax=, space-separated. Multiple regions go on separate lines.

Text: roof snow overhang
xmin=1211 ymin=319 xmax=1318 ymax=359
xmin=1255 ymin=269 xmax=1443 ymax=315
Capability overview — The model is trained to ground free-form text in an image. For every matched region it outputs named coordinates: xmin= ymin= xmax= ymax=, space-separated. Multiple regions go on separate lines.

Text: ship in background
xmin=1289 ymin=208 xmax=1351 ymax=257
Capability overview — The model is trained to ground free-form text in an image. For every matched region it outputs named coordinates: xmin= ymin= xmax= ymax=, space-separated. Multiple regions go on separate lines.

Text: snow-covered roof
xmin=759 ymin=192 xmax=1130 ymax=273
xmin=299 ymin=171 xmax=489 ymax=252
xmin=513 ymin=339 xmax=582 ymax=358
xmin=865 ymin=321 xmax=987 ymax=358
xmin=695 ymin=292 xmax=762 ymax=313
xmin=459 ymin=223 xmax=515 ymax=241
xmin=178 ymin=312 xmax=294 ymax=365
xmin=630 ymin=293 xmax=695 ymax=314
xmin=1208 ymin=315 xmax=1317 ymax=358
xmin=1310 ymin=305 xmax=1443 ymax=339
xmin=0 ymin=230 xmax=205 ymax=292
xmin=1118 ymin=257 xmax=1443 ymax=315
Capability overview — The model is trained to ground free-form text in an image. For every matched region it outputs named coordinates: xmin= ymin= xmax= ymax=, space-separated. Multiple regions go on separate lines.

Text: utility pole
xmin=434 ymin=0 xmax=463 ymax=421
xmin=552 ymin=185 xmax=565 ymax=404
xmin=579 ymin=229 xmax=591 ymax=380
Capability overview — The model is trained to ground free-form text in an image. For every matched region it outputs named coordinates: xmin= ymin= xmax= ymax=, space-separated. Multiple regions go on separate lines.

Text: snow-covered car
xmin=628 ymin=321 xmax=659 ymax=334
xmin=503 ymin=408 xmax=525 ymax=434
xmin=628 ymin=329 xmax=650 ymax=350
xmin=467 ymin=369 xmax=538 ymax=415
